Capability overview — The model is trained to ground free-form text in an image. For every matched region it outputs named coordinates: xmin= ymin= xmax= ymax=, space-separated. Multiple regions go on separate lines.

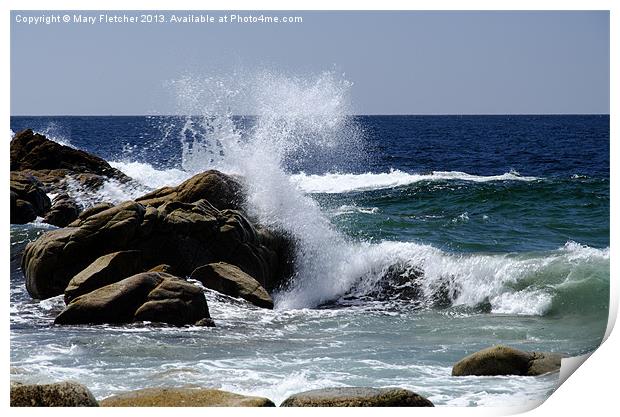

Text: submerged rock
xmin=451 ymin=345 xmax=563 ymax=376
xmin=55 ymin=272 xmax=211 ymax=326
xmin=10 ymin=381 xmax=99 ymax=407
xmin=10 ymin=171 xmax=51 ymax=224
xmin=280 ymin=387 xmax=434 ymax=407
xmin=100 ymin=387 xmax=275 ymax=407
xmin=190 ymin=262 xmax=274 ymax=309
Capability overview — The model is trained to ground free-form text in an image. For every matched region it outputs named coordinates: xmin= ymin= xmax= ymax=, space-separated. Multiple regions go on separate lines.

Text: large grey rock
xmin=55 ymin=272 xmax=211 ymax=326
xmin=190 ymin=262 xmax=274 ymax=309
xmin=451 ymin=345 xmax=563 ymax=376
xmin=100 ymin=387 xmax=275 ymax=407
xmin=10 ymin=381 xmax=98 ymax=407
xmin=280 ymin=387 xmax=434 ymax=407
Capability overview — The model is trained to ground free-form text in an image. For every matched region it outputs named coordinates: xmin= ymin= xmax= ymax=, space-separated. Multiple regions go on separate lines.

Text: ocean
xmin=10 ymin=110 xmax=609 ymax=406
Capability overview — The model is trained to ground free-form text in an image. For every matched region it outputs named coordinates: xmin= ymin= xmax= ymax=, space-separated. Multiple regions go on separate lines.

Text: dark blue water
xmin=10 ymin=115 xmax=610 ymax=176
xmin=11 ymin=115 xmax=610 ymax=254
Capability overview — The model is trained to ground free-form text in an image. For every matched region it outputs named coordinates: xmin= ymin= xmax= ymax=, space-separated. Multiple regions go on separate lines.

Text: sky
xmin=10 ymin=10 xmax=610 ymax=115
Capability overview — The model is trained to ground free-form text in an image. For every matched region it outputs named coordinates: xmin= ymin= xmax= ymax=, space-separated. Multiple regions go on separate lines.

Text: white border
xmin=2 ymin=1 xmax=616 ymax=416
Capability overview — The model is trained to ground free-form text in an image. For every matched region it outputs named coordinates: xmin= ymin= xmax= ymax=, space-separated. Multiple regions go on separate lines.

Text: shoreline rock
xmin=55 ymin=272 xmax=213 ymax=326
xmin=23 ymin=192 xmax=291 ymax=301
xmin=10 ymin=171 xmax=51 ymax=224
xmin=10 ymin=381 xmax=99 ymax=407
xmin=280 ymin=387 xmax=434 ymax=407
xmin=190 ymin=262 xmax=274 ymax=309
xmin=452 ymin=345 xmax=563 ymax=377
xmin=100 ymin=387 xmax=275 ymax=407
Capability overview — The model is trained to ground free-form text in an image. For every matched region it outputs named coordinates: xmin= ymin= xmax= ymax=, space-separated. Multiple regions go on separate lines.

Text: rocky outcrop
xmin=64 ymin=250 xmax=146 ymax=303
xmin=135 ymin=170 xmax=243 ymax=211
xmin=23 ymin=197 xmax=290 ymax=300
xmin=10 ymin=171 xmax=51 ymax=224
xmin=190 ymin=262 xmax=274 ymax=309
xmin=280 ymin=387 xmax=434 ymax=407
xmin=451 ymin=345 xmax=563 ymax=377
xmin=23 ymin=201 xmax=146 ymax=299
xmin=10 ymin=381 xmax=99 ymax=407
xmin=10 ymin=129 xmax=130 ymax=187
xmin=55 ymin=272 xmax=212 ymax=326
xmin=100 ymin=387 xmax=275 ymax=407
xmin=43 ymin=193 xmax=81 ymax=227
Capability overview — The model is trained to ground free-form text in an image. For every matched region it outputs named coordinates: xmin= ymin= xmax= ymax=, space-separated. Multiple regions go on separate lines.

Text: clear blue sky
xmin=10 ymin=10 xmax=609 ymax=115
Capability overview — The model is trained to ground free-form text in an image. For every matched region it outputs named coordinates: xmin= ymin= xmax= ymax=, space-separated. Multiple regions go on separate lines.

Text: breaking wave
xmin=290 ymin=169 xmax=538 ymax=194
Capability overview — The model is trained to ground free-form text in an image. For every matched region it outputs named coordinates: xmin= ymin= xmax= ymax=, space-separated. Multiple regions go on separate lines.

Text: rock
xmin=43 ymin=193 xmax=81 ymax=227
xmin=55 ymin=272 xmax=210 ymax=326
xmin=23 ymin=201 xmax=147 ymax=299
xmin=10 ymin=129 xmax=130 ymax=185
xmin=10 ymin=381 xmax=98 ymax=407
xmin=72 ymin=202 xmax=115 ymax=223
xmin=23 ymin=190 xmax=291 ymax=300
xmin=451 ymin=345 xmax=563 ymax=376
xmin=100 ymin=387 xmax=275 ymax=407
xmin=64 ymin=250 xmax=146 ymax=303
xmin=136 ymin=170 xmax=243 ymax=211
xmin=527 ymin=352 xmax=564 ymax=376
xmin=10 ymin=171 xmax=51 ymax=224
xmin=280 ymin=387 xmax=434 ymax=407
xmin=133 ymin=277 xmax=211 ymax=325
xmin=190 ymin=262 xmax=273 ymax=309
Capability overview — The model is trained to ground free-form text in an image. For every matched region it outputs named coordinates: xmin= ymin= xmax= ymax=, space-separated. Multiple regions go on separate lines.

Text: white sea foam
xmin=290 ymin=169 xmax=538 ymax=194
xmin=109 ymin=161 xmax=191 ymax=189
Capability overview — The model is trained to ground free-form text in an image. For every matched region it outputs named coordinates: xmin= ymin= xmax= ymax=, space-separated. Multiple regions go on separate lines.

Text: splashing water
xmin=170 ymin=70 xmax=371 ymax=308
xmin=163 ymin=71 xmax=609 ymax=313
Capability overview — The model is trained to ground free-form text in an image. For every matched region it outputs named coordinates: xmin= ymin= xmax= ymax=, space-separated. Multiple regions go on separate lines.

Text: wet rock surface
xmin=100 ymin=387 xmax=275 ymax=407
xmin=280 ymin=387 xmax=434 ymax=407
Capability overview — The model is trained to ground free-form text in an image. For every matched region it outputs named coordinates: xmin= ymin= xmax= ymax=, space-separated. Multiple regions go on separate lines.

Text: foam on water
xmin=290 ymin=169 xmax=539 ymax=194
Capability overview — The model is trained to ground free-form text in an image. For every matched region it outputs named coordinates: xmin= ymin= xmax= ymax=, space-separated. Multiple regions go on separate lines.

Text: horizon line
xmin=10 ymin=113 xmax=611 ymax=117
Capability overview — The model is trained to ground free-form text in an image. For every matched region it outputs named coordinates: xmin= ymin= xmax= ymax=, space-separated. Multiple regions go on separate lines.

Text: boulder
xmin=100 ymin=387 xmax=275 ymax=407
xmin=190 ymin=262 xmax=273 ymax=309
xmin=10 ymin=381 xmax=98 ymax=407
xmin=136 ymin=170 xmax=243 ymax=211
xmin=23 ymin=201 xmax=147 ymax=299
xmin=55 ymin=272 xmax=211 ymax=326
xmin=64 ymin=250 xmax=146 ymax=303
xmin=10 ymin=129 xmax=130 ymax=186
xmin=280 ymin=387 xmax=434 ymax=407
xmin=23 ymin=192 xmax=291 ymax=300
xmin=451 ymin=345 xmax=563 ymax=376
xmin=43 ymin=193 xmax=81 ymax=227
xmin=10 ymin=171 xmax=51 ymax=224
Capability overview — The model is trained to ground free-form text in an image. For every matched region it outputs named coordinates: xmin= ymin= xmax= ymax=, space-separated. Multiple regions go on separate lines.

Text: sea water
xmin=10 ymin=72 xmax=609 ymax=406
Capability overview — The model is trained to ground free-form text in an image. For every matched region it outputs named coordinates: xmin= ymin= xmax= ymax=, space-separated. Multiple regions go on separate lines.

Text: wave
xmin=290 ymin=169 xmax=539 ymax=194
xmin=280 ymin=239 xmax=609 ymax=317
